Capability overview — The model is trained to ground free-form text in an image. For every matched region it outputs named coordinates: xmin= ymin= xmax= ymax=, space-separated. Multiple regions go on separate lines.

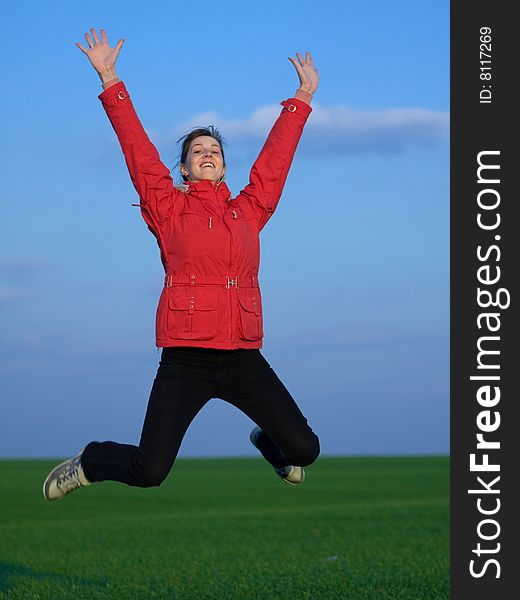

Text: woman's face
xmin=181 ymin=135 xmax=226 ymax=183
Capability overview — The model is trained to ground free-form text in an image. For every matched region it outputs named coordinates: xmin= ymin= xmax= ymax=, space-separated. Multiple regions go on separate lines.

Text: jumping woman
xmin=43 ymin=27 xmax=320 ymax=500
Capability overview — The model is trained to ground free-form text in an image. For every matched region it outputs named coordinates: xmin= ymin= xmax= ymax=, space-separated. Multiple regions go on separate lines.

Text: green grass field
xmin=0 ymin=456 xmax=448 ymax=599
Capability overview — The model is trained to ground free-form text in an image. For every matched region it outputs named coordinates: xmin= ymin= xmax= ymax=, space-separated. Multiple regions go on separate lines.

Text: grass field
xmin=0 ymin=456 xmax=449 ymax=599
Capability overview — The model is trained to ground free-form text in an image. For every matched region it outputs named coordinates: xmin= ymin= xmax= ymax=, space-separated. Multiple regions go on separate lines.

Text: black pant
xmin=81 ymin=347 xmax=320 ymax=487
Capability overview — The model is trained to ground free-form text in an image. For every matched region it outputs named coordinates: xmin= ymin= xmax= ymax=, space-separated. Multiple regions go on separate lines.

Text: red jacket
xmin=99 ymin=81 xmax=312 ymax=350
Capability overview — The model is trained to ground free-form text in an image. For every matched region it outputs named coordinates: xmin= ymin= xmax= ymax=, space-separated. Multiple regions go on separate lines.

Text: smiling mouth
xmin=200 ymin=162 xmax=215 ymax=168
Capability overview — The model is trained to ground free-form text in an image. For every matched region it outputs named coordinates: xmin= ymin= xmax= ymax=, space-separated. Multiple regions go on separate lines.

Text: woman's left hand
xmin=288 ymin=51 xmax=319 ymax=95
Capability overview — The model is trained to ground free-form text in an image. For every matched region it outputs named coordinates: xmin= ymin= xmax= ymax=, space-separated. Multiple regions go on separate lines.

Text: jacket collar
xmin=182 ymin=178 xmax=233 ymax=202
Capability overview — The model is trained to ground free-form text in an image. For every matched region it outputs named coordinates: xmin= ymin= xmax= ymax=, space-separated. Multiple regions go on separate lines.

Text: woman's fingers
xmin=75 ymin=41 xmax=89 ymax=54
xmin=288 ymin=55 xmax=300 ymax=69
xmin=75 ymin=27 xmax=124 ymax=74
xmin=114 ymin=38 xmax=125 ymax=54
xmin=288 ymin=55 xmax=299 ymax=71
xmin=289 ymin=51 xmax=319 ymax=95
xmin=292 ymin=51 xmax=315 ymax=71
xmin=84 ymin=31 xmax=93 ymax=47
xmin=289 ymin=54 xmax=305 ymax=73
xmin=290 ymin=53 xmax=313 ymax=76
xmin=78 ymin=28 xmax=121 ymax=53
xmin=90 ymin=27 xmax=101 ymax=45
xmin=82 ymin=28 xmax=104 ymax=50
xmin=288 ymin=56 xmax=305 ymax=82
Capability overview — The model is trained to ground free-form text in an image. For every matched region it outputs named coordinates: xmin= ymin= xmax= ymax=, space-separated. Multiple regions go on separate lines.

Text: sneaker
xmin=250 ymin=426 xmax=305 ymax=486
xmin=43 ymin=448 xmax=91 ymax=501
xmin=274 ymin=464 xmax=305 ymax=486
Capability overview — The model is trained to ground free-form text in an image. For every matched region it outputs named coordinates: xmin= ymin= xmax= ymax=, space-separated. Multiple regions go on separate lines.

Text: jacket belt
xmin=164 ymin=273 xmax=259 ymax=289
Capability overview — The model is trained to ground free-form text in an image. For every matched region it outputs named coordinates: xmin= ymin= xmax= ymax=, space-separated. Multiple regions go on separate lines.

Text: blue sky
xmin=0 ymin=1 xmax=449 ymax=458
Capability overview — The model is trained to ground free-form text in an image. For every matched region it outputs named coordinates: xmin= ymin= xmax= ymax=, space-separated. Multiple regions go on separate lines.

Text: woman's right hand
xmin=75 ymin=28 xmax=124 ymax=78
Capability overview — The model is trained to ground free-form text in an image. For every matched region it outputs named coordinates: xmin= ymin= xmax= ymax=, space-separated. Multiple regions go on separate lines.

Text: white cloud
xmin=153 ymin=102 xmax=449 ymax=158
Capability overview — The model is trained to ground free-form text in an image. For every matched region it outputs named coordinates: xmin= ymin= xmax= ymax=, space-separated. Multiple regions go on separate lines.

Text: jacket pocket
xmin=167 ymin=286 xmax=218 ymax=340
xmin=236 ymin=288 xmax=263 ymax=341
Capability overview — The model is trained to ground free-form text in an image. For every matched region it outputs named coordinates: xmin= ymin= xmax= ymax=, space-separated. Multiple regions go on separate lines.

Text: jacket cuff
xmin=280 ymin=96 xmax=313 ymax=117
xmin=98 ymin=80 xmax=129 ymax=106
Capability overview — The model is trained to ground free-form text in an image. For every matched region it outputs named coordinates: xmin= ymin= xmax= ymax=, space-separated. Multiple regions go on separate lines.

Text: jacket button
xmin=288 ymin=104 xmax=296 ymax=112
xmin=117 ymin=91 xmax=127 ymax=100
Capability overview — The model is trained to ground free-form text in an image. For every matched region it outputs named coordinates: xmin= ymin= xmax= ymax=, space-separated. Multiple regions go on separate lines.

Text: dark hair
xmin=174 ymin=125 xmax=226 ymax=181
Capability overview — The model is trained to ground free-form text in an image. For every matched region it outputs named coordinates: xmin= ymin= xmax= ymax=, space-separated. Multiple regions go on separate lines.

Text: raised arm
xmin=236 ymin=52 xmax=319 ymax=232
xmin=76 ymin=28 xmax=182 ymax=236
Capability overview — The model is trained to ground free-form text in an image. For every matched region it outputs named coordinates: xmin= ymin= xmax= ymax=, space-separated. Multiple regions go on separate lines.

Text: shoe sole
xmin=281 ymin=466 xmax=305 ymax=486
